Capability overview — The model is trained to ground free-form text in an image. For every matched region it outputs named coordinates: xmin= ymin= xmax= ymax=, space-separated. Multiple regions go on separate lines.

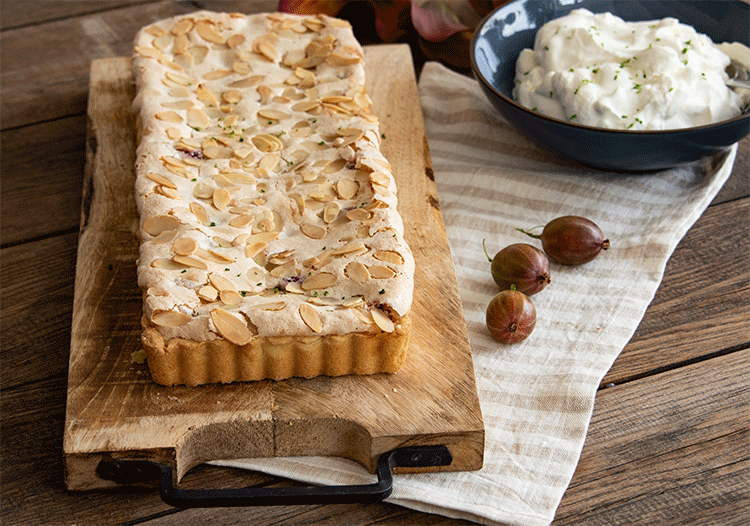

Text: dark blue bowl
xmin=470 ymin=0 xmax=750 ymax=171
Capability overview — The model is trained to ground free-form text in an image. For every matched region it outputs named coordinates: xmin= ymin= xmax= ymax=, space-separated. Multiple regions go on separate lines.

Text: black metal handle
xmin=96 ymin=445 xmax=452 ymax=507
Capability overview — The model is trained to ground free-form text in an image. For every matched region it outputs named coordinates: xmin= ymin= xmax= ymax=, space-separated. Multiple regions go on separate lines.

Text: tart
xmin=131 ymin=11 xmax=414 ymax=386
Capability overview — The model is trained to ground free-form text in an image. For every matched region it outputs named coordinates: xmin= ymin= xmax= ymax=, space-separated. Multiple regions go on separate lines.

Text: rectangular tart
xmin=131 ymin=11 xmax=415 ymax=386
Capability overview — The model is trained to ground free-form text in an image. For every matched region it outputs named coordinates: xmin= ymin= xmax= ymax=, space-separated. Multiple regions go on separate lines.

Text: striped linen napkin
xmin=215 ymin=61 xmax=737 ymax=526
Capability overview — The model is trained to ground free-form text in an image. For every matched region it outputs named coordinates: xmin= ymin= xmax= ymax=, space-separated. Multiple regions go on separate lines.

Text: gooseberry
xmin=484 ymin=242 xmax=551 ymax=296
xmin=518 ymin=216 xmax=609 ymax=265
xmin=485 ymin=289 xmax=536 ymax=344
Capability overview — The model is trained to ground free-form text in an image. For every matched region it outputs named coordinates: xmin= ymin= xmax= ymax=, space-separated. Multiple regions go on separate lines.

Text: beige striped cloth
xmin=216 ymin=62 xmax=737 ymax=525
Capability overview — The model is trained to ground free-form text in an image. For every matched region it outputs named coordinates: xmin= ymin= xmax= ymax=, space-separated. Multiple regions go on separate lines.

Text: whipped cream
xmin=513 ymin=9 xmax=747 ymax=130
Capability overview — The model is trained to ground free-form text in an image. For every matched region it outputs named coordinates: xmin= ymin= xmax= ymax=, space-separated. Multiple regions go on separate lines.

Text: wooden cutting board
xmin=64 ymin=45 xmax=484 ymax=492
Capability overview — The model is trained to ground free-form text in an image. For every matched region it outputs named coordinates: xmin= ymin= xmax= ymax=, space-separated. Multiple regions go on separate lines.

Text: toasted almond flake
xmin=186 ymin=108 xmax=210 ymax=129
xmin=195 ymin=247 xmax=234 ymax=264
xmin=165 ymin=70 xmax=192 ymax=86
xmin=189 ymin=202 xmax=209 ymax=225
xmin=299 ymin=303 xmax=323 ymax=332
xmin=257 ymin=108 xmax=290 ymax=121
xmin=152 ymin=33 xmax=173 ymax=51
xmin=187 ymin=45 xmax=209 ymax=64
xmin=151 ymin=258 xmax=184 ymax=270
xmin=205 ymin=275 xmax=234 ymax=294
xmin=352 ymin=307 xmax=373 ymax=324
xmin=213 ymin=188 xmax=231 ymax=210
xmin=245 ymin=241 xmax=266 ymax=258
xmin=211 ymin=308 xmax=252 ymax=345
xmin=172 ymin=237 xmax=197 ymax=255
xmin=371 ymin=308 xmax=395 ymax=333
xmin=336 ymin=179 xmax=358 ymax=200
xmin=342 ymin=296 xmax=365 ymax=308
xmin=135 ymin=46 xmax=165 ymax=60
xmin=150 ymin=229 xmax=178 ymax=245
xmin=256 ymin=41 xmax=277 ymax=61
xmin=291 ymin=100 xmax=321 ymax=113
xmin=258 ymin=301 xmax=286 ymax=311
xmin=172 ymin=33 xmax=189 ymax=54
xmin=152 ymin=310 xmax=192 ymax=327
xmin=300 ymin=224 xmax=326 ymax=239
xmin=232 ymin=233 xmax=250 ymax=245
xmin=302 ymin=272 xmax=336 ymax=290
xmin=232 ymin=61 xmax=252 ymax=75
xmin=226 ymin=34 xmax=246 ymax=48
xmin=285 ymin=281 xmax=305 ymax=294
xmin=247 ymin=231 xmax=280 ymax=244
xmin=155 ymin=111 xmax=183 ymax=123
xmin=369 ymin=265 xmax=396 ymax=279
xmin=198 ymin=285 xmax=219 ymax=301
xmin=333 ymin=241 xmax=366 ymax=256
xmin=145 ymin=25 xmax=166 ymax=37
xmin=269 ymin=259 xmax=296 ymax=278
xmin=196 ymin=83 xmax=218 ymax=106
xmin=289 ymin=193 xmax=305 ymax=214
xmin=229 ymin=215 xmax=253 ymax=228
xmin=204 ymin=69 xmax=233 ymax=80
xmin=246 ymin=267 xmax=264 ymax=282
xmin=195 ymin=21 xmax=226 ymax=44
xmin=346 ymin=208 xmax=371 ymax=221
xmin=323 ymin=202 xmax=340 ymax=223
xmin=143 ymin=214 xmax=180 ymax=236
xmin=345 ymin=262 xmax=370 ymax=284
xmin=322 ymin=158 xmax=347 ymax=174
xmin=228 ymin=75 xmax=265 ymax=88
xmin=203 ymin=146 xmax=233 ymax=159
xmin=356 ymin=225 xmax=370 ymax=239
xmin=373 ymin=250 xmax=404 ymax=265
xmin=327 ymin=52 xmax=361 ymax=67
xmin=221 ymin=91 xmax=242 ymax=105
xmin=370 ymin=171 xmax=391 ymax=187
xmin=147 ymin=172 xmax=177 ymax=189
xmin=233 ymin=147 xmax=253 ymax=159
xmin=166 ymin=127 xmax=182 ymax=140
xmin=193 ymin=182 xmax=214 ymax=199
xmin=171 ymin=18 xmax=194 ymax=35
xmin=173 ymin=254 xmax=208 ymax=269
xmin=251 ymin=134 xmax=283 ymax=152
xmin=220 ymin=290 xmax=243 ymax=306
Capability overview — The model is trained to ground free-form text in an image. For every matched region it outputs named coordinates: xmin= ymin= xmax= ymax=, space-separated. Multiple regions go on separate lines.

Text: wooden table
xmin=2 ymin=2 xmax=748 ymax=525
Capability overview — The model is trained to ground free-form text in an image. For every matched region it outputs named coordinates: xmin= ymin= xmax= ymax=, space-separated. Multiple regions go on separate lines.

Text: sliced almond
xmin=226 ymin=34 xmax=245 ymax=48
xmin=196 ymin=83 xmax=219 ymax=107
xmin=370 ymin=308 xmax=395 ymax=333
xmin=247 ymin=231 xmax=280 ymax=244
xmin=300 ymin=224 xmax=326 ymax=239
xmin=220 ymin=290 xmax=243 ymax=306
xmin=228 ymin=75 xmax=265 ymax=88
xmin=155 ymin=111 xmax=183 ymax=123
xmin=245 ymin=241 xmax=266 ymax=258
xmin=257 ymin=301 xmax=286 ymax=311
xmin=302 ymin=272 xmax=336 ymax=290
xmin=204 ymin=69 xmax=233 ymax=80
xmin=150 ymin=229 xmax=178 ymax=244
xmin=369 ymin=265 xmax=396 ymax=279
xmin=351 ymin=307 xmax=373 ymax=324
xmin=257 ymin=109 xmax=290 ymax=121
xmin=213 ymin=188 xmax=231 ymax=210
xmin=246 ymin=267 xmax=265 ymax=282
xmin=323 ymin=202 xmax=340 ymax=224
xmin=186 ymin=108 xmax=210 ymax=129
xmin=193 ymin=182 xmax=214 ymax=199
xmin=189 ymin=203 xmax=209 ymax=225
xmin=210 ymin=308 xmax=252 ymax=346
xmin=345 ymin=262 xmax=370 ymax=284
xmin=171 ymin=18 xmax=194 ymax=35
xmin=146 ymin=172 xmax=177 ymax=189
xmin=152 ymin=310 xmax=192 ymax=327
xmin=373 ymin=250 xmax=404 ymax=265
xmin=172 ymin=255 xmax=208 ymax=270
xmin=342 ymin=296 xmax=365 ymax=308
xmin=172 ymin=237 xmax=197 ymax=256
xmin=336 ymin=179 xmax=358 ymax=200
xmin=346 ymin=208 xmax=371 ymax=221
xmin=187 ymin=45 xmax=209 ymax=64
xmin=198 ymin=285 xmax=219 ymax=302
xmin=229 ymin=215 xmax=254 ymax=228
xmin=195 ymin=21 xmax=226 ymax=44
xmin=222 ymin=90 xmax=243 ymax=104
xmin=143 ymin=215 xmax=180 ymax=236
xmin=299 ymin=303 xmax=323 ymax=333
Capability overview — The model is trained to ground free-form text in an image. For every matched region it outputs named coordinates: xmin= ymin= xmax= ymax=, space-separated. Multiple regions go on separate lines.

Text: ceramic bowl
xmin=470 ymin=0 xmax=750 ymax=171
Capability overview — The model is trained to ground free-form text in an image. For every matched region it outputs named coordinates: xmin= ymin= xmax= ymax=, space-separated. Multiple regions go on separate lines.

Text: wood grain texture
xmin=603 ymin=198 xmax=750 ymax=386
xmin=63 ymin=46 xmax=484 ymax=492
xmin=0 ymin=0 xmax=160 ymax=30
xmin=556 ymin=350 xmax=750 ymax=525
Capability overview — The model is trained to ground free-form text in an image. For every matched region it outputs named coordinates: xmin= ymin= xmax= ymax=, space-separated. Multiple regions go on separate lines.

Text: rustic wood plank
xmin=0 ymin=116 xmax=87 ymax=245
xmin=0 ymin=376 xmax=282 ymax=526
xmin=0 ymin=233 xmax=78 ymax=388
xmin=0 ymin=1 xmax=198 ymax=130
xmin=0 ymin=0 xmax=160 ymax=30
xmin=602 ymin=197 xmax=750 ymax=386
xmin=555 ymin=349 xmax=750 ymax=525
